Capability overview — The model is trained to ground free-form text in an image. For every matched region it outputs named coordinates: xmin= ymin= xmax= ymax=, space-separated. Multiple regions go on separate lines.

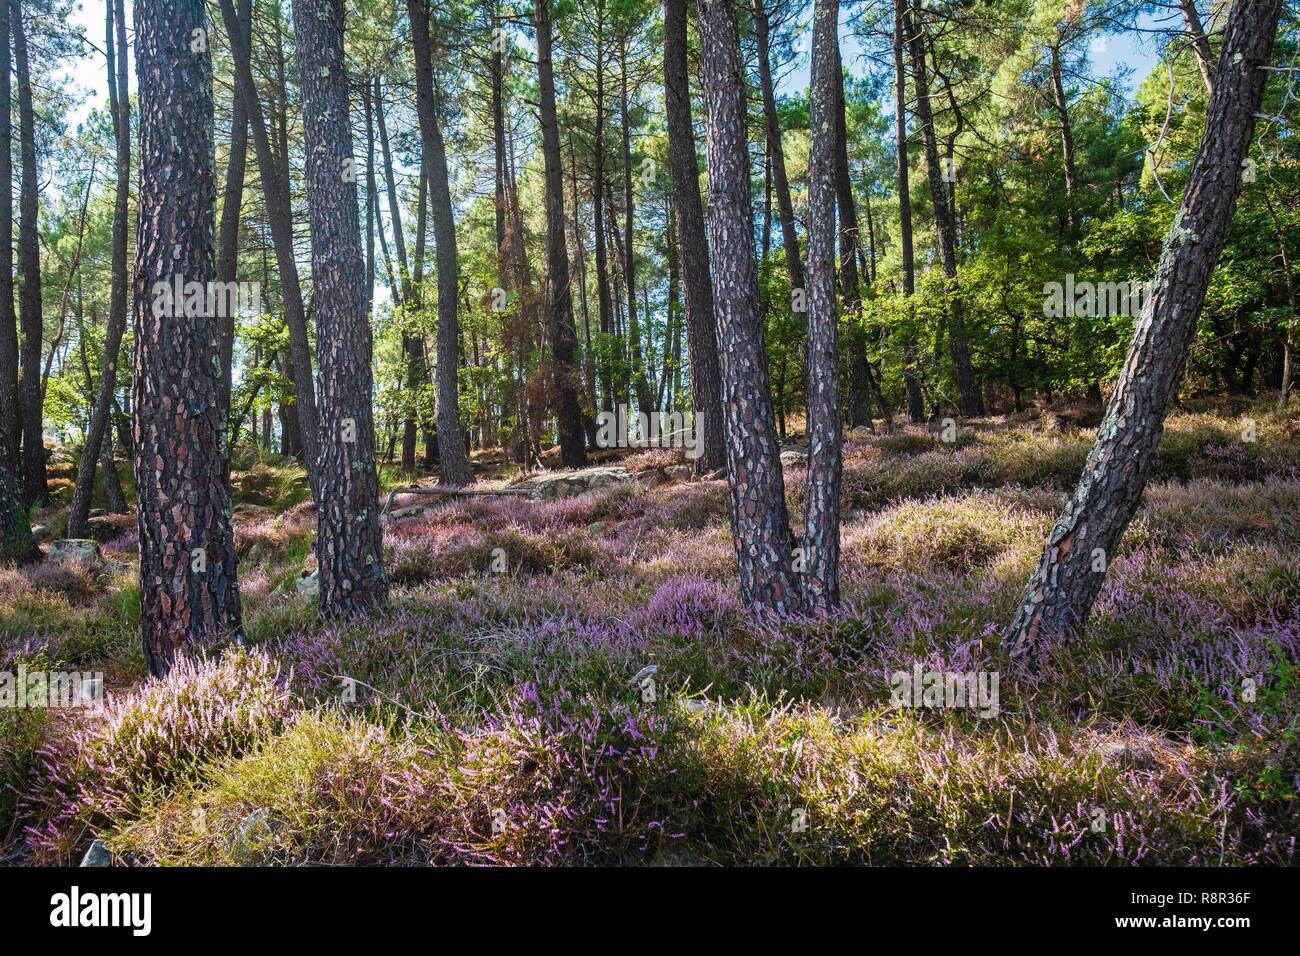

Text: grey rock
xmin=664 ymin=464 xmax=693 ymax=482
xmin=1098 ymin=740 xmax=1158 ymax=770
xmin=80 ymin=839 xmax=112 ymax=867
xmin=29 ymin=523 xmax=51 ymax=542
xmin=848 ymin=425 xmax=873 ymax=439
xmin=779 ymin=449 xmax=809 ymax=468
xmin=529 ymin=466 xmax=632 ymax=501
xmin=388 ymin=504 xmax=438 ymax=520
xmin=48 ymin=539 xmax=104 ymax=570
xmin=295 ymin=569 xmax=320 ymax=600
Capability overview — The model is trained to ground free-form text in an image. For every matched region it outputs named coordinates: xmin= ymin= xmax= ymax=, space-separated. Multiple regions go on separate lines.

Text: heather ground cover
xmin=3 ymin=400 xmax=1297 ymax=866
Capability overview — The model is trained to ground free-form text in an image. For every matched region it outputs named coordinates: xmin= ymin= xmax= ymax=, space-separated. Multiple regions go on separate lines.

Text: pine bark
xmin=752 ymin=0 xmax=804 ymax=293
xmin=407 ymin=0 xmax=474 ymax=485
xmin=803 ymin=0 xmax=843 ymax=613
xmin=1005 ymin=0 xmax=1283 ymax=659
xmin=696 ymin=0 xmax=800 ymax=614
xmin=133 ymin=0 xmax=243 ymax=675
xmin=292 ymin=0 xmax=388 ymax=615
xmin=663 ymin=0 xmax=724 ymax=473
xmin=535 ymin=0 xmax=588 ymax=467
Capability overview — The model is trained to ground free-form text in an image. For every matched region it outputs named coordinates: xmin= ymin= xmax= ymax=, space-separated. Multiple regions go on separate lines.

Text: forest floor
xmin=2 ymin=397 xmax=1298 ymax=865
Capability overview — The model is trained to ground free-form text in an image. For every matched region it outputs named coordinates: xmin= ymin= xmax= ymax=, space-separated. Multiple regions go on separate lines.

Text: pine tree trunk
xmin=0 ymin=0 xmax=17 ymax=470
xmin=619 ymin=36 xmax=653 ymax=413
xmin=663 ymin=0 xmax=725 ymax=473
xmin=894 ymin=0 xmax=924 ymax=424
xmin=906 ymin=2 xmax=983 ymax=417
xmin=68 ymin=0 xmax=131 ymax=540
xmin=216 ymin=0 xmax=320 ymax=487
xmin=292 ymin=0 xmax=389 ymax=616
xmin=133 ymin=0 xmax=243 ymax=676
xmin=1180 ymin=0 xmax=1217 ymax=96
xmin=407 ymin=0 xmax=474 ymax=486
xmin=1006 ymin=0 xmax=1283 ymax=660
xmin=697 ymin=0 xmax=801 ymax=615
xmin=752 ymin=0 xmax=804 ymax=293
xmin=12 ymin=0 xmax=44 ymax=504
xmin=803 ymin=0 xmax=843 ymax=614
xmin=215 ymin=0 xmax=250 ymax=416
xmin=535 ymin=0 xmax=588 ymax=468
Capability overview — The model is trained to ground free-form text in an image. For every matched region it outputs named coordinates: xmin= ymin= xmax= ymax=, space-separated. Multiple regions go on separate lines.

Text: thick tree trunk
xmin=696 ymin=0 xmax=801 ymax=615
xmin=803 ymin=0 xmax=843 ymax=614
xmin=407 ymin=0 xmax=474 ymax=485
xmin=663 ymin=0 xmax=725 ymax=473
xmin=906 ymin=3 xmax=983 ymax=416
xmin=535 ymin=0 xmax=587 ymax=468
xmin=0 ymin=456 xmax=30 ymax=561
xmin=752 ymin=0 xmax=804 ymax=293
xmin=13 ymin=0 xmax=43 ymax=504
xmin=216 ymin=0 xmax=320 ymax=487
xmin=68 ymin=0 xmax=131 ymax=540
xmin=133 ymin=0 xmax=243 ymax=676
xmin=1005 ymin=0 xmax=1283 ymax=660
xmin=894 ymin=0 xmax=924 ymax=424
xmin=292 ymin=0 xmax=388 ymax=616
xmin=0 ymin=0 xmax=16 ymax=469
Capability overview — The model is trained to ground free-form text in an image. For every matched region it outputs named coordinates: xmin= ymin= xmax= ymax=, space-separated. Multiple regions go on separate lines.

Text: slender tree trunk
xmin=697 ymin=0 xmax=801 ymax=615
xmin=590 ymin=21 xmax=615 ymax=417
xmin=133 ymin=0 xmax=243 ymax=675
xmin=69 ymin=0 xmax=131 ymax=539
xmin=216 ymin=0 xmax=320 ymax=487
xmin=1180 ymin=0 xmax=1217 ymax=96
xmin=407 ymin=0 xmax=474 ymax=485
xmin=833 ymin=43 xmax=875 ymax=431
xmin=0 ymin=0 xmax=15 ymax=471
xmin=1049 ymin=42 xmax=1077 ymax=227
xmin=535 ymin=0 xmax=587 ymax=468
xmin=663 ymin=0 xmax=725 ymax=473
xmin=803 ymin=0 xmax=843 ymax=613
xmin=619 ymin=35 xmax=652 ymax=412
xmin=907 ymin=2 xmax=982 ymax=416
xmin=1005 ymin=0 xmax=1283 ymax=660
xmin=216 ymin=0 xmax=251 ymax=415
xmin=292 ymin=0 xmax=388 ymax=615
xmin=12 ymin=0 xmax=43 ymax=504
xmin=895 ymin=0 xmax=924 ymax=424
xmin=752 ymin=0 xmax=804 ymax=293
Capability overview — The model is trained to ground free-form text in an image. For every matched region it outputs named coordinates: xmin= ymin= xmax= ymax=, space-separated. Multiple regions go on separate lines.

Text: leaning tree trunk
xmin=12 ymin=0 xmax=43 ymax=504
xmin=663 ymin=0 xmax=725 ymax=473
xmin=535 ymin=0 xmax=588 ymax=468
xmin=1005 ymin=0 xmax=1283 ymax=661
xmin=1179 ymin=0 xmax=1217 ymax=97
xmin=68 ymin=0 xmax=131 ymax=540
xmin=802 ymin=0 xmax=843 ymax=614
xmin=407 ymin=0 xmax=474 ymax=486
xmin=696 ymin=0 xmax=801 ymax=615
xmin=133 ymin=0 xmax=243 ymax=676
xmin=292 ymin=0 xmax=389 ymax=616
